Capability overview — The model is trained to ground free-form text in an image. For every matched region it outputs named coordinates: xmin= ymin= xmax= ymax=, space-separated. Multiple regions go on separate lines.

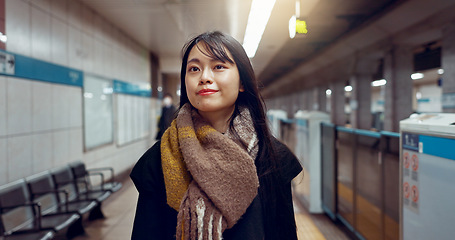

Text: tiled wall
xmin=0 ymin=0 xmax=155 ymax=185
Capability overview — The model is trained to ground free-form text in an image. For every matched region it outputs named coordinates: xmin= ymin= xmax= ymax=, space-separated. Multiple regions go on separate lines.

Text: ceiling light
xmin=289 ymin=16 xmax=308 ymax=39
xmin=0 ymin=32 xmax=7 ymax=43
xmin=438 ymin=68 xmax=444 ymax=75
xmin=243 ymin=0 xmax=276 ymax=58
xmin=371 ymin=79 xmax=387 ymax=87
xmin=344 ymin=85 xmax=353 ymax=92
xmin=411 ymin=73 xmax=424 ymax=80
xmin=416 ymin=92 xmax=422 ymax=99
xmin=326 ymin=89 xmax=332 ymax=96
xmin=289 ymin=15 xmax=296 ymax=39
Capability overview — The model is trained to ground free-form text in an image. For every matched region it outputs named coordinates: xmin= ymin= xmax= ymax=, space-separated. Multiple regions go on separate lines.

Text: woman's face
xmin=185 ymin=42 xmax=243 ymax=116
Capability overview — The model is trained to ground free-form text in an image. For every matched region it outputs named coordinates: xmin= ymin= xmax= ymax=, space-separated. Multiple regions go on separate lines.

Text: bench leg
xmin=88 ymin=204 xmax=105 ymax=220
xmin=66 ymin=218 xmax=85 ymax=239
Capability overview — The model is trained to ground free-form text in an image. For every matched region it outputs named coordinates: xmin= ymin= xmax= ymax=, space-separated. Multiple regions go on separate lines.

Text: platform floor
xmin=73 ymin=176 xmax=351 ymax=240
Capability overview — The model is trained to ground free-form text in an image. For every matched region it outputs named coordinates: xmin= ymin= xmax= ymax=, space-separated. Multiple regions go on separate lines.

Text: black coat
xmin=130 ymin=137 xmax=302 ymax=240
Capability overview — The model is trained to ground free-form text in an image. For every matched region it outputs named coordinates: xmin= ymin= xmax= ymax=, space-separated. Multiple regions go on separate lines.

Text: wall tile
xmin=68 ymin=26 xmax=83 ymax=70
xmin=32 ymin=81 xmax=53 ymax=132
xmin=52 ymin=84 xmax=68 ymax=130
xmin=7 ymin=77 xmax=32 ymax=135
xmin=8 ymin=135 xmax=33 ymax=182
xmin=5 ymin=0 xmax=31 ymax=55
xmin=82 ymin=32 xmax=94 ymax=73
xmin=67 ymin=0 xmax=82 ymax=30
xmin=81 ymin=5 xmax=94 ymax=36
xmin=93 ymin=15 xmax=104 ymax=41
xmin=0 ymin=76 xmax=6 ymax=137
xmin=69 ymin=128 xmax=83 ymax=162
xmin=51 ymin=17 xmax=68 ymax=66
xmin=102 ymin=39 xmax=113 ymax=77
xmin=31 ymin=6 xmax=51 ymax=61
xmin=0 ymin=138 xmax=7 ymax=185
xmin=68 ymin=87 xmax=82 ymax=128
xmin=53 ymin=130 xmax=70 ymax=167
xmin=30 ymin=0 xmax=51 ymax=13
xmin=32 ymin=132 xmax=53 ymax=173
xmin=93 ymin=38 xmax=103 ymax=76
xmin=50 ymin=0 xmax=68 ymax=22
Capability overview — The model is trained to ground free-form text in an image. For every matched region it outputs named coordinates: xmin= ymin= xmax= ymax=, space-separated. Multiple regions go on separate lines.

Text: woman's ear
xmin=239 ymin=84 xmax=245 ymax=92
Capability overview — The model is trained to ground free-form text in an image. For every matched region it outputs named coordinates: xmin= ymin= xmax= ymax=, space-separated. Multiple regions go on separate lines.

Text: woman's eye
xmin=215 ymin=65 xmax=225 ymax=70
xmin=188 ymin=66 xmax=199 ymax=72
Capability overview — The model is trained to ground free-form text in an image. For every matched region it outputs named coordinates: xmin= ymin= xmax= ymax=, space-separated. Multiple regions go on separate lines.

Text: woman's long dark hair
xmin=179 ymin=31 xmax=291 ymax=239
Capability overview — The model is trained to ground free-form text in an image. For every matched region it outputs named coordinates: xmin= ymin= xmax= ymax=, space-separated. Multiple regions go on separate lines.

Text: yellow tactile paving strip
xmin=295 ymin=212 xmax=327 ymax=240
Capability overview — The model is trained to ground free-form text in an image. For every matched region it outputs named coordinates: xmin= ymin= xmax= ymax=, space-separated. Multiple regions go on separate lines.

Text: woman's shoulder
xmin=130 ymin=141 xmax=164 ymax=193
xmin=271 ymin=137 xmax=303 ymax=183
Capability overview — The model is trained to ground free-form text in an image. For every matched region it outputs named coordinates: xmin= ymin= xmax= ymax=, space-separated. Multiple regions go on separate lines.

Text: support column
xmin=311 ymin=88 xmax=319 ymax=110
xmin=317 ymin=85 xmax=327 ymax=112
xmin=349 ymin=55 xmax=381 ymax=130
xmin=383 ymin=46 xmax=413 ymax=132
xmin=302 ymin=89 xmax=311 ymax=110
xmin=330 ymin=80 xmax=346 ymax=126
xmin=349 ymin=74 xmax=373 ymax=130
xmin=442 ymin=22 xmax=455 ymax=113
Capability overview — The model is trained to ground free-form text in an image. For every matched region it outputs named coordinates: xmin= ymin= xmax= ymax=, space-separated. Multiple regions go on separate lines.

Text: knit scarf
xmin=161 ymin=103 xmax=259 ymax=240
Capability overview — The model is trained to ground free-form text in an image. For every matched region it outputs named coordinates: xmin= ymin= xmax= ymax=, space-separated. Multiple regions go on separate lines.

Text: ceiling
xmin=78 ymin=0 xmax=404 ymax=92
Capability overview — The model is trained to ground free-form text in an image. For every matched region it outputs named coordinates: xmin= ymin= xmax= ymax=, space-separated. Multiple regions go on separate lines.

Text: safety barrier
xmin=320 ymin=123 xmax=400 ymax=240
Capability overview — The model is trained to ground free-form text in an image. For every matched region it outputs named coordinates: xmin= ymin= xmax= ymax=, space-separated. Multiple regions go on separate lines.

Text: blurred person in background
xmin=155 ymin=93 xmax=176 ymax=140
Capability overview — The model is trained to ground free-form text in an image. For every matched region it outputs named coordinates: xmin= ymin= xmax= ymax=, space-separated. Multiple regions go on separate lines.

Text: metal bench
xmin=0 ymin=179 xmax=79 ymax=239
xmin=50 ymin=166 xmax=111 ymax=220
xmin=26 ymin=171 xmax=98 ymax=219
xmin=69 ymin=161 xmax=122 ymax=193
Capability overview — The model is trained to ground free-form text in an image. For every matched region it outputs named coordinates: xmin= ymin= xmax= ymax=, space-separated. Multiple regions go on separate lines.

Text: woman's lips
xmin=197 ymin=89 xmax=219 ymax=95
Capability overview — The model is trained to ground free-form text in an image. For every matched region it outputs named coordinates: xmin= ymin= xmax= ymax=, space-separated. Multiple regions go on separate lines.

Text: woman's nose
xmin=200 ymin=69 xmax=213 ymax=84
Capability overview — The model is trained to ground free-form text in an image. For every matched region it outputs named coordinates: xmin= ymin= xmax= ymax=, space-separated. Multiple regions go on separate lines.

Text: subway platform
xmin=72 ymin=173 xmax=351 ymax=240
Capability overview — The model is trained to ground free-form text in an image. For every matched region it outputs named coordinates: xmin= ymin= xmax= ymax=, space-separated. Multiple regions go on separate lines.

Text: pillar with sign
xmin=400 ymin=113 xmax=455 ymax=240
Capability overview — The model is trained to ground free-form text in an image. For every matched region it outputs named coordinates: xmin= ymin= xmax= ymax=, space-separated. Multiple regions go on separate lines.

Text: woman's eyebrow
xmin=187 ymin=58 xmax=200 ymax=64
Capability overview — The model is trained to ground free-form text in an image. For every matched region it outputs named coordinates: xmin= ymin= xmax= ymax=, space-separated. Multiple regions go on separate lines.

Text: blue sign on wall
xmin=113 ymin=79 xmax=151 ymax=97
xmin=0 ymin=49 xmax=83 ymax=87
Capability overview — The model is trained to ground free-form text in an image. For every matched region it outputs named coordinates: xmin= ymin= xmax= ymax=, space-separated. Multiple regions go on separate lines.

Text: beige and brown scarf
xmin=161 ymin=103 xmax=259 ymax=240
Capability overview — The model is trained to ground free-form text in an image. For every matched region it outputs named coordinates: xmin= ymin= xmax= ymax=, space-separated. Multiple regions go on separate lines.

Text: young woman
xmin=130 ymin=31 xmax=302 ymax=240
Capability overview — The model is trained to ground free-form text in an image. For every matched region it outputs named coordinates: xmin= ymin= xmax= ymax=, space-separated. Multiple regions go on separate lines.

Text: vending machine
xmin=399 ymin=113 xmax=455 ymax=240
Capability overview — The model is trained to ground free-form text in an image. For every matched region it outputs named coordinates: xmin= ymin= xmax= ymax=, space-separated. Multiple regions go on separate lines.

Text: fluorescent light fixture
xmin=103 ymin=87 xmax=113 ymax=94
xmin=438 ymin=68 xmax=444 ymax=75
xmin=344 ymin=85 xmax=353 ymax=92
xmin=371 ymin=79 xmax=387 ymax=87
xmin=84 ymin=93 xmax=93 ymax=99
xmin=289 ymin=15 xmax=296 ymax=39
xmin=243 ymin=0 xmax=276 ymax=58
xmin=326 ymin=89 xmax=332 ymax=96
xmin=0 ymin=32 xmax=7 ymax=43
xmin=411 ymin=73 xmax=424 ymax=80
xmin=416 ymin=92 xmax=422 ymax=99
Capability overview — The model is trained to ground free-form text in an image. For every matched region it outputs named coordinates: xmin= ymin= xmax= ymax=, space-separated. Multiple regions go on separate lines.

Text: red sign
xmin=412 ymin=185 xmax=419 ymax=203
xmin=403 ymin=182 xmax=410 ymax=199
xmin=404 ymin=152 xmax=410 ymax=168
xmin=411 ymin=154 xmax=419 ymax=171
